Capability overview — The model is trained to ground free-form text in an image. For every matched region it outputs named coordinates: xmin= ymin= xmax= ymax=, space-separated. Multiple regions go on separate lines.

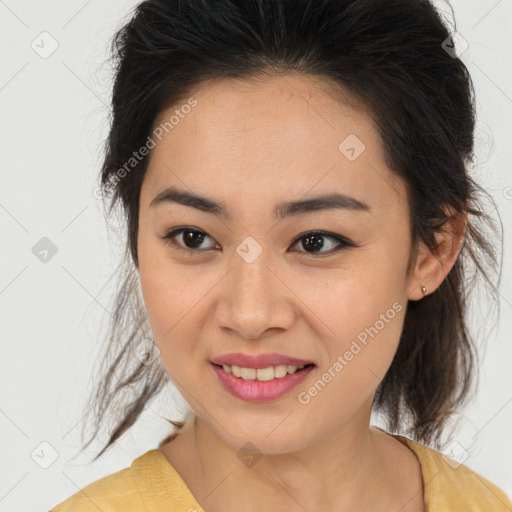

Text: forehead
xmin=144 ymin=73 xmax=407 ymax=216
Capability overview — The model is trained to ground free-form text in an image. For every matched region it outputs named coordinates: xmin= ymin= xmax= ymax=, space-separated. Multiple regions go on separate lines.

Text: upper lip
xmin=210 ymin=352 xmax=315 ymax=369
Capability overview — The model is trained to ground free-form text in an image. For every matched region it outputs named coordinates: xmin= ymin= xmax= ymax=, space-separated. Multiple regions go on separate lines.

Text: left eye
xmin=162 ymin=227 xmax=355 ymax=255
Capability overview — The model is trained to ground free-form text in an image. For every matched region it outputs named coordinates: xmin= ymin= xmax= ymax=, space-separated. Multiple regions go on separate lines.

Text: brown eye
xmin=290 ymin=231 xmax=354 ymax=255
xmin=162 ymin=228 xmax=355 ymax=256
xmin=163 ymin=227 xmax=218 ymax=252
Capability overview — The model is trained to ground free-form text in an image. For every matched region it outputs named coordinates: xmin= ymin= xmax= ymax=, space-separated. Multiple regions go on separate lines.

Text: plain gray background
xmin=1 ymin=1 xmax=511 ymax=510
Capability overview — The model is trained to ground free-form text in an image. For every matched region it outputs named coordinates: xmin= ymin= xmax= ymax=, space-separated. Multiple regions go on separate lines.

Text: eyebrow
xmin=149 ymin=186 xmax=371 ymax=220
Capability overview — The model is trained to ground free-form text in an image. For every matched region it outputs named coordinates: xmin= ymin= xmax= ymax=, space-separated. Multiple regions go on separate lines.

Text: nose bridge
xmin=215 ymin=235 xmax=294 ymax=338
xmin=232 ymin=236 xmax=275 ymax=307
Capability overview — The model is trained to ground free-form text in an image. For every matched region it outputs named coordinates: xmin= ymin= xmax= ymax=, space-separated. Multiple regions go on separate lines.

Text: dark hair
xmin=78 ymin=0 xmax=502 ymax=462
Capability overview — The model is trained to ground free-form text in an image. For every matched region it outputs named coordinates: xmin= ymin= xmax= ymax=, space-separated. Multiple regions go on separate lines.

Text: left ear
xmin=407 ymin=206 xmax=468 ymax=301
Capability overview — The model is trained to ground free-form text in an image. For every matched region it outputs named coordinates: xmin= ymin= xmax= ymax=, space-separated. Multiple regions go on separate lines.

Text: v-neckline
xmin=130 ymin=432 xmax=433 ymax=512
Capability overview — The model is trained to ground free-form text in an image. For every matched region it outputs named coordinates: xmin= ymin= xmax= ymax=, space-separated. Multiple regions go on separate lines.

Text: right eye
xmin=162 ymin=227 xmax=219 ymax=252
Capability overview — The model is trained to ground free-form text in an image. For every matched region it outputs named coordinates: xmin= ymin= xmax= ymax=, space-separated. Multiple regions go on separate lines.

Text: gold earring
xmin=421 ymin=285 xmax=427 ymax=295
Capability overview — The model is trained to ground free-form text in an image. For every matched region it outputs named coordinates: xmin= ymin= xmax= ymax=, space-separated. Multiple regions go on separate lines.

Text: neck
xmin=161 ymin=399 xmax=422 ymax=511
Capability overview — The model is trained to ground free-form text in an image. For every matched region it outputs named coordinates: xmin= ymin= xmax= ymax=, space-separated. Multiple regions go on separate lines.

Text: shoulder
xmin=395 ymin=435 xmax=512 ymax=511
xmin=49 ymin=449 xmax=204 ymax=512
xmin=49 ymin=471 xmax=138 ymax=511
xmin=49 ymin=465 xmax=143 ymax=512
xmin=49 ymin=451 xmax=156 ymax=512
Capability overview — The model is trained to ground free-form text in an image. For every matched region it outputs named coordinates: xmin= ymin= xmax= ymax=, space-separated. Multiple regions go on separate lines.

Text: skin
xmin=137 ymin=73 xmax=466 ymax=512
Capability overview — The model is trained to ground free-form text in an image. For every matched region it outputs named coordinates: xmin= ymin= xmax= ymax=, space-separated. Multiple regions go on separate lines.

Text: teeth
xmin=220 ymin=363 xmax=308 ymax=381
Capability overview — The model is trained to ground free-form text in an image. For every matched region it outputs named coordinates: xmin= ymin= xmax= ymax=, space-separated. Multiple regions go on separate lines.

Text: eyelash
xmin=161 ymin=227 xmax=356 ymax=256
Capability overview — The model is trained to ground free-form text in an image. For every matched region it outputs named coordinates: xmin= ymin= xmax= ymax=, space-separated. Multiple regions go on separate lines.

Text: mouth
xmin=211 ymin=362 xmax=316 ymax=382
xmin=210 ymin=362 xmax=316 ymax=402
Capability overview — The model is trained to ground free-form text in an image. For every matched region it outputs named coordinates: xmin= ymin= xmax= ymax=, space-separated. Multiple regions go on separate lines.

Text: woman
xmin=50 ymin=0 xmax=511 ymax=510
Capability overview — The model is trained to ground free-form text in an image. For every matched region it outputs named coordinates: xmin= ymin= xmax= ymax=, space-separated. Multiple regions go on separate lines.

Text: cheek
xmin=138 ymin=234 xmax=197 ymax=330
xmin=295 ymin=253 xmax=406 ymax=345
xmin=294 ymin=292 xmax=406 ymax=433
xmin=140 ymin=271 xmax=195 ymax=336
xmin=138 ymin=251 xmax=220 ymax=377
xmin=319 ymin=287 xmax=405 ymax=381
xmin=294 ymin=252 xmax=407 ymax=399
xmin=139 ymin=270 xmax=199 ymax=394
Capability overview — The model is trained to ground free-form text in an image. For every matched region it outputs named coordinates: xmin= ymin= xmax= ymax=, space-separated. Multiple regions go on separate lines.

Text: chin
xmin=211 ymin=418 xmax=311 ymax=456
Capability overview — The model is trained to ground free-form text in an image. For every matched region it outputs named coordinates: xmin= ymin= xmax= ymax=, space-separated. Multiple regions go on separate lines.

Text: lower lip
xmin=210 ymin=363 xmax=315 ymax=403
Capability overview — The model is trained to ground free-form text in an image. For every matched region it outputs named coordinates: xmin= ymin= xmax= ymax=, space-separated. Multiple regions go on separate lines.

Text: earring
xmin=421 ymin=285 xmax=427 ymax=295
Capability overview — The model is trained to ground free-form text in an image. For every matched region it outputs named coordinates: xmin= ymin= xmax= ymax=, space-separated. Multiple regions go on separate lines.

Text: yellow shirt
xmin=49 ymin=434 xmax=511 ymax=511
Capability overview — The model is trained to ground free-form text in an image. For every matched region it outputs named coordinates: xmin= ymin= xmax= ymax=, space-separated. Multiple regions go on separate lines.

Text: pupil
xmin=182 ymin=232 xmax=326 ymax=251
xmin=184 ymin=230 xmax=204 ymax=248
xmin=303 ymin=234 xmax=324 ymax=252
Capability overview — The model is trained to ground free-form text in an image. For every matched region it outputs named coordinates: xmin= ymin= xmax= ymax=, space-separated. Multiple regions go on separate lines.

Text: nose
xmin=214 ymin=246 xmax=296 ymax=340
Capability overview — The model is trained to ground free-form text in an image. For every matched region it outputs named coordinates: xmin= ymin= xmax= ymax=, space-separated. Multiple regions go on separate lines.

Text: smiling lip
xmin=210 ymin=352 xmax=315 ymax=369
xmin=210 ymin=363 xmax=315 ymax=402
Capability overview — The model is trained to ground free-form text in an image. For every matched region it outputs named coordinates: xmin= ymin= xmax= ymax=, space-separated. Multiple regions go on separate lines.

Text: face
xmin=137 ymin=73 xmax=416 ymax=454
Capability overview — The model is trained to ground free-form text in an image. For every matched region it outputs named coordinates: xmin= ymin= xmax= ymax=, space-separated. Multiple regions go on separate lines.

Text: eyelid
xmin=290 ymin=230 xmax=355 ymax=253
xmin=161 ymin=227 xmax=356 ymax=255
xmin=163 ymin=226 xmax=219 ymax=252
